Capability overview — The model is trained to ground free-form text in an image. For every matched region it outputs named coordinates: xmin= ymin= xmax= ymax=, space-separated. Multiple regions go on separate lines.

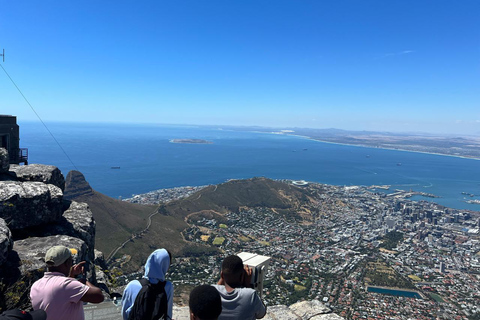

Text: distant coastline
xmin=239 ymin=128 xmax=480 ymax=161
xmin=302 ymin=135 xmax=480 ymax=162
xmin=170 ymin=139 xmax=213 ymax=144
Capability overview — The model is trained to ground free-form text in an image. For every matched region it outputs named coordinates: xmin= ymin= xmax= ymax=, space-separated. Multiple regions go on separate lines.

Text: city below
xmin=124 ymin=180 xmax=480 ymax=320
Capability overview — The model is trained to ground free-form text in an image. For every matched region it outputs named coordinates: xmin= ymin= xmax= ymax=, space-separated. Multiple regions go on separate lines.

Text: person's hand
xmin=242 ymin=265 xmax=253 ymax=287
xmin=70 ymin=261 xmax=86 ymax=278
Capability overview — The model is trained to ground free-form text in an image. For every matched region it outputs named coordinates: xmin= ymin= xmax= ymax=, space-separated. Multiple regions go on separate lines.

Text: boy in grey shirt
xmin=213 ymin=255 xmax=266 ymax=320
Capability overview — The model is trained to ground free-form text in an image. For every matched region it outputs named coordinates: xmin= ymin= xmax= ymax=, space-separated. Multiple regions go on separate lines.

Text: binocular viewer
xmin=237 ymin=252 xmax=271 ymax=298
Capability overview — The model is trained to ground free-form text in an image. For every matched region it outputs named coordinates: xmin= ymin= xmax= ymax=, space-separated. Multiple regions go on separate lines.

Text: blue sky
xmin=1 ymin=1 xmax=479 ymax=135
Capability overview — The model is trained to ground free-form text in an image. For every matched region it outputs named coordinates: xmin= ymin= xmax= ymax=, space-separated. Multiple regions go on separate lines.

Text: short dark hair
xmin=221 ymin=255 xmax=244 ymax=287
xmin=189 ymin=285 xmax=222 ymax=320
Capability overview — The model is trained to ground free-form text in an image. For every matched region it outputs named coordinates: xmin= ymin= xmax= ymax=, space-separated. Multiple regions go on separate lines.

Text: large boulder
xmin=310 ymin=314 xmax=345 ymax=320
xmin=13 ymin=235 xmax=87 ymax=274
xmin=9 ymin=164 xmax=65 ymax=191
xmin=288 ymin=300 xmax=332 ymax=319
xmin=0 ymin=181 xmax=63 ymax=230
xmin=265 ymin=305 xmax=301 ymax=319
xmin=10 ymin=201 xmax=97 ymax=280
xmin=0 ymin=218 xmax=12 ymax=266
xmin=0 ymin=235 xmax=87 ymax=311
xmin=0 ymin=148 xmax=8 ymax=173
xmin=172 ymin=302 xmax=343 ymax=320
xmin=61 ymin=201 xmax=96 ymax=252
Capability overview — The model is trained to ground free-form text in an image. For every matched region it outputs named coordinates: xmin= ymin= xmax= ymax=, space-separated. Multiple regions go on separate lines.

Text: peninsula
xmin=220 ymin=125 xmax=480 ymax=160
xmin=170 ymin=139 xmax=213 ymax=144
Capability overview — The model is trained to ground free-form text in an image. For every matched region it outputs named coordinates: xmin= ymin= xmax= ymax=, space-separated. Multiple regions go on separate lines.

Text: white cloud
xmin=377 ymin=50 xmax=415 ymax=59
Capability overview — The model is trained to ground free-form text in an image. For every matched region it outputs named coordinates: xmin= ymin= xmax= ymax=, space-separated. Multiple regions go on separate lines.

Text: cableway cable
xmin=1 ymin=63 xmax=79 ymax=171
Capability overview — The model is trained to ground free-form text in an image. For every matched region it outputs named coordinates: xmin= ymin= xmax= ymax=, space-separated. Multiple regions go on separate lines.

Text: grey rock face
xmin=0 ymin=218 xmax=12 ymax=266
xmin=62 ymin=201 xmax=96 ymax=254
xmin=171 ymin=300 xmax=342 ymax=320
xmin=265 ymin=305 xmax=301 ymax=319
xmin=288 ymin=300 xmax=332 ymax=319
xmin=95 ymin=249 xmax=108 ymax=270
xmin=310 ymin=314 xmax=345 ymax=320
xmin=172 ymin=306 xmax=189 ymax=320
xmin=11 ymin=201 xmax=97 ymax=281
xmin=0 ymin=181 xmax=63 ymax=230
xmin=0 ymin=235 xmax=88 ymax=311
xmin=13 ymin=235 xmax=87 ymax=274
xmin=9 ymin=164 xmax=65 ymax=191
xmin=0 ymin=148 xmax=8 ymax=173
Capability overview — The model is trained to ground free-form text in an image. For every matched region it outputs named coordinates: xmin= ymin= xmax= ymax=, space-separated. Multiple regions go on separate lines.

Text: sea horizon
xmin=18 ymin=120 xmax=480 ymax=211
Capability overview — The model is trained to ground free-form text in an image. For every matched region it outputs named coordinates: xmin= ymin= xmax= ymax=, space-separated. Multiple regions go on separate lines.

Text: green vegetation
xmin=238 ymin=235 xmax=251 ymax=242
xmin=294 ymin=284 xmax=307 ymax=291
xmin=408 ymin=275 xmax=421 ymax=281
xmin=380 ymin=231 xmax=404 ymax=250
xmin=212 ymin=237 xmax=225 ymax=245
xmin=363 ymin=259 xmax=414 ymax=289
xmin=219 ymin=223 xmax=227 ymax=229
xmin=429 ymin=293 xmax=445 ymax=302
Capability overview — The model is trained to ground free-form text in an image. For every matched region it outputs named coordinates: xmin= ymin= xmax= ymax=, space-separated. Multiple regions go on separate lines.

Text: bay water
xmin=19 ymin=121 xmax=480 ymax=211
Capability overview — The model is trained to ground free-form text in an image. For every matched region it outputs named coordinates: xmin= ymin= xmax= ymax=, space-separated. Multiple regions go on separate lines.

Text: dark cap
xmin=0 ymin=310 xmax=47 ymax=320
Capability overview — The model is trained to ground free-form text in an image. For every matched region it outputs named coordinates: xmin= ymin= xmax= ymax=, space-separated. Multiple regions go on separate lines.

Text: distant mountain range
xmin=64 ymin=171 xmax=311 ymax=272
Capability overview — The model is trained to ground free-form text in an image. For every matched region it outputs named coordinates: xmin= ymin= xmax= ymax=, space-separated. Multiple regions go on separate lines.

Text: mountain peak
xmin=64 ymin=170 xmax=94 ymax=199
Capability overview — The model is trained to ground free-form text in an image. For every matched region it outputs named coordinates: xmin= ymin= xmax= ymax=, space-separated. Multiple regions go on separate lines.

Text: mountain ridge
xmin=64 ymin=172 xmax=312 ymax=272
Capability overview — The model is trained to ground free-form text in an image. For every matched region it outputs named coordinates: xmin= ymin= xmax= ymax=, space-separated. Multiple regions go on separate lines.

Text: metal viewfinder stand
xmin=237 ymin=252 xmax=271 ymax=298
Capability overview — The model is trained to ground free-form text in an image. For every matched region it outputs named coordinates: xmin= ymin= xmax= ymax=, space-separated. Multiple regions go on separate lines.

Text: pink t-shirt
xmin=30 ymin=272 xmax=90 ymax=320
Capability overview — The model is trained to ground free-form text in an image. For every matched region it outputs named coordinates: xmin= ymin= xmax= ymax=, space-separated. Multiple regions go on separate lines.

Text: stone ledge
xmin=9 ymin=164 xmax=65 ymax=191
xmin=172 ymin=299 xmax=344 ymax=320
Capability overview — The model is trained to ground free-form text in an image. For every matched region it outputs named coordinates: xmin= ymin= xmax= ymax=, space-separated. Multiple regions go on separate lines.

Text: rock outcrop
xmin=0 ymin=218 xmax=12 ymax=266
xmin=0 ymin=148 xmax=99 ymax=311
xmin=172 ymin=300 xmax=344 ymax=320
xmin=0 ymin=181 xmax=63 ymax=230
xmin=9 ymin=164 xmax=65 ymax=191
xmin=0 ymin=148 xmax=9 ymax=173
xmin=64 ymin=170 xmax=94 ymax=199
xmin=13 ymin=235 xmax=87 ymax=275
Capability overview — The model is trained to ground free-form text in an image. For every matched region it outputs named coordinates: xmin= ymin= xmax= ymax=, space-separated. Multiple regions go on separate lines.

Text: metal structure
xmin=237 ymin=252 xmax=271 ymax=298
xmin=0 ymin=115 xmax=28 ymax=164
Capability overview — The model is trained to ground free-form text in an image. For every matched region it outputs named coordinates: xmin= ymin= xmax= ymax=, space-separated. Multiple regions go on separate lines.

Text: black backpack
xmin=127 ymin=278 xmax=168 ymax=320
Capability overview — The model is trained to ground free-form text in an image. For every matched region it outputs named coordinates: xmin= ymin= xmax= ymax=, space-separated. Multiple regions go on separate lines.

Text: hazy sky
xmin=1 ymin=1 xmax=479 ymax=135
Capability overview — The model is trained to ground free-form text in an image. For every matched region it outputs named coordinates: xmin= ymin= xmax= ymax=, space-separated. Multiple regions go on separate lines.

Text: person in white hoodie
xmin=121 ymin=249 xmax=174 ymax=320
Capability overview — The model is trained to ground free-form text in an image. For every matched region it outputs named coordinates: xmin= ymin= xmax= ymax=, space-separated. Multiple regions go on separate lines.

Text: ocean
xmin=19 ymin=121 xmax=480 ymax=211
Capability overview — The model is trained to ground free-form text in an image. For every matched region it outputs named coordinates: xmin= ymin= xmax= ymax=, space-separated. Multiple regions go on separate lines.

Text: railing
xmin=19 ymin=148 xmax=28 ymax=164
xmin=8 ymin=148 xmax=28 ymax=164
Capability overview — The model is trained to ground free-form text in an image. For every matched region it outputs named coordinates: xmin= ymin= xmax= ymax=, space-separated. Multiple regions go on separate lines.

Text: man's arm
xmin=69 ymin=261 xmax=104 ymax=303
xmin=80 ymin=280 xmax=105 ymax=303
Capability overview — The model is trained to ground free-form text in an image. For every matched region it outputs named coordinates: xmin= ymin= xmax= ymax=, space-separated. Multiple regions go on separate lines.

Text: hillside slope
xmin=165 ymin=177 xmax=309 ymax=219
xmin=64 ymin=171 xmax=193 ymax=272
xmin=65 ymin=173 xmax=311 ymax=272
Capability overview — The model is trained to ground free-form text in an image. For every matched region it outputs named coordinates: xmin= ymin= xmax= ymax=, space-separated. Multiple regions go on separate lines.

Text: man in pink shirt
xmin=30 ymin=246 xmax=104 ymax=320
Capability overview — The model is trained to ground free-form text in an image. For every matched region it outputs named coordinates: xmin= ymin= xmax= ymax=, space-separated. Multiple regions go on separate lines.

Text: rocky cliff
xmin=0 ymin=148 xmax=98 ymax=311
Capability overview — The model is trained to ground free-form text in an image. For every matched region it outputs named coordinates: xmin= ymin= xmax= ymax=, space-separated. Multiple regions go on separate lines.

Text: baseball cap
xmin=44 ymin=245 xmax=72 ymax=267
xmin=0 ymin=309 xmax=47 ymax=320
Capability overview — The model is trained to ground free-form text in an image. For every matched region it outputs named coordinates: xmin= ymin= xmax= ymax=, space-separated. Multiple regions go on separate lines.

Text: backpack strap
xmin=138 ymin=278 xmax=150 ymax=286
